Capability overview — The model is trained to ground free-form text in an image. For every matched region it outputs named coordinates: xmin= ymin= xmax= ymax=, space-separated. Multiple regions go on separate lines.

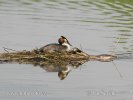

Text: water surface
xmin=0 ymin=0 xmax=133 ymax=100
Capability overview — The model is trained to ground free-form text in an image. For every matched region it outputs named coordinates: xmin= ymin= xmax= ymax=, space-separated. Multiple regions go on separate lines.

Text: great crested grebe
xmin=39 ymin=36 xmax=72 ymax=53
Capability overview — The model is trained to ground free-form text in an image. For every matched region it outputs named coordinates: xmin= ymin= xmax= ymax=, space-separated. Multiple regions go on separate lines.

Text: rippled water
xmin=0 ymin=0 xmax=133 ymax=100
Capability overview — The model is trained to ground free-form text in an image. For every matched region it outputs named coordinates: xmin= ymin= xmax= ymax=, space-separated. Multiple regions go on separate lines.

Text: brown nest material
xmin=0 ymin=48 xmax=117 ymax=65
xmin=0 ymin=49 xmax=89 ymax=64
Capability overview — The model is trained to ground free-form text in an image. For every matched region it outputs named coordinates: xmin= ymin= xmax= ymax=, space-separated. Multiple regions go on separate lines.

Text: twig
xmin=80 ymin=44 xmax=83 ymax=51
xmin=111 ymin=37 xmax=121 ymax=56
xmin=3 ymin=47 xmax=17 ymax=53
xmin=111 ymin=61 xmax=123 ymax=78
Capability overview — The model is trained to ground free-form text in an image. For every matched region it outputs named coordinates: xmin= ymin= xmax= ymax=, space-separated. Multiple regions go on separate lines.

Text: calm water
xmin=0 ymin=0 xmax=133 ymax=100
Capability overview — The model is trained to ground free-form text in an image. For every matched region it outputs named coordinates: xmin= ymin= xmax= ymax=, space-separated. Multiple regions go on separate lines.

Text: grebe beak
xmin=67 ymin=41 xmax=72 ymax=46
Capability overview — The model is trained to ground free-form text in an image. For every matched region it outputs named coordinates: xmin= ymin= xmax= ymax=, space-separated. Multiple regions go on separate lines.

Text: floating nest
xmin=0 ymin=47 xmax=117 ymax=66
xmin=0 ymin=49 xmax=90 ymax=64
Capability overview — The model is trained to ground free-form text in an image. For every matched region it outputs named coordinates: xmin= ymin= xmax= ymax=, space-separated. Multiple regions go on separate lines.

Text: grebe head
xmin=58 ymin=36 xmax=72 ymax=51
xmin=58 ymin=67 xmax=71 ymax=80
xmin=58 ymin=36 xmax=72 ymax=46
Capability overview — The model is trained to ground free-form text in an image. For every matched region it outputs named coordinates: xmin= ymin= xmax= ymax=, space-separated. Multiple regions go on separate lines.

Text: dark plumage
xmin=39 ymin=43 xmax=67 ymax=53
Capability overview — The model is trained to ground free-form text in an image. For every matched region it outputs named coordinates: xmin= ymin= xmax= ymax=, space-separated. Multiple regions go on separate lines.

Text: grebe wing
xmin=39 ymin=43 xmax=60 ymax=53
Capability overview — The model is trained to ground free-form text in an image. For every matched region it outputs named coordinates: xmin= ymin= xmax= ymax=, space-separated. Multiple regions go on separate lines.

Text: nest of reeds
xmin=0 ymin=47 xmax=117 ymax=66
xmin=0 ymin=48 xmax=90 ymax=65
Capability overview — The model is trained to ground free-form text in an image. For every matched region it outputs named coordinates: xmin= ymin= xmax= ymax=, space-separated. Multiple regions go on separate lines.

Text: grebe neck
xmin=62 ymin=43 xmax=71 ymax=51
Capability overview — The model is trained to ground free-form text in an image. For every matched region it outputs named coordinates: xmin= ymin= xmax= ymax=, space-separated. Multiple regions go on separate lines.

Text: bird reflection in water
xmin=32 ymin=60 xmax=87 ymax=80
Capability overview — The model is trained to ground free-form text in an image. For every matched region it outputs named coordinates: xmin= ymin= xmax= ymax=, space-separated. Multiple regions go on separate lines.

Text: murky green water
xmin=0 ymin=0 xmax=133 ymax=100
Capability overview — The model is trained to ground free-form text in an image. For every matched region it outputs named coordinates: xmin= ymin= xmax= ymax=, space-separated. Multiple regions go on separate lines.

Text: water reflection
xmin=0 ymin=0 xmax=132 ymax=33
xmin=32 ymin=60 xmax=87 ymax=80
xmin=0 ymin=0 xmax=132 ymax=31
xmin=109 ymin=32 xmax=133 ymax=59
